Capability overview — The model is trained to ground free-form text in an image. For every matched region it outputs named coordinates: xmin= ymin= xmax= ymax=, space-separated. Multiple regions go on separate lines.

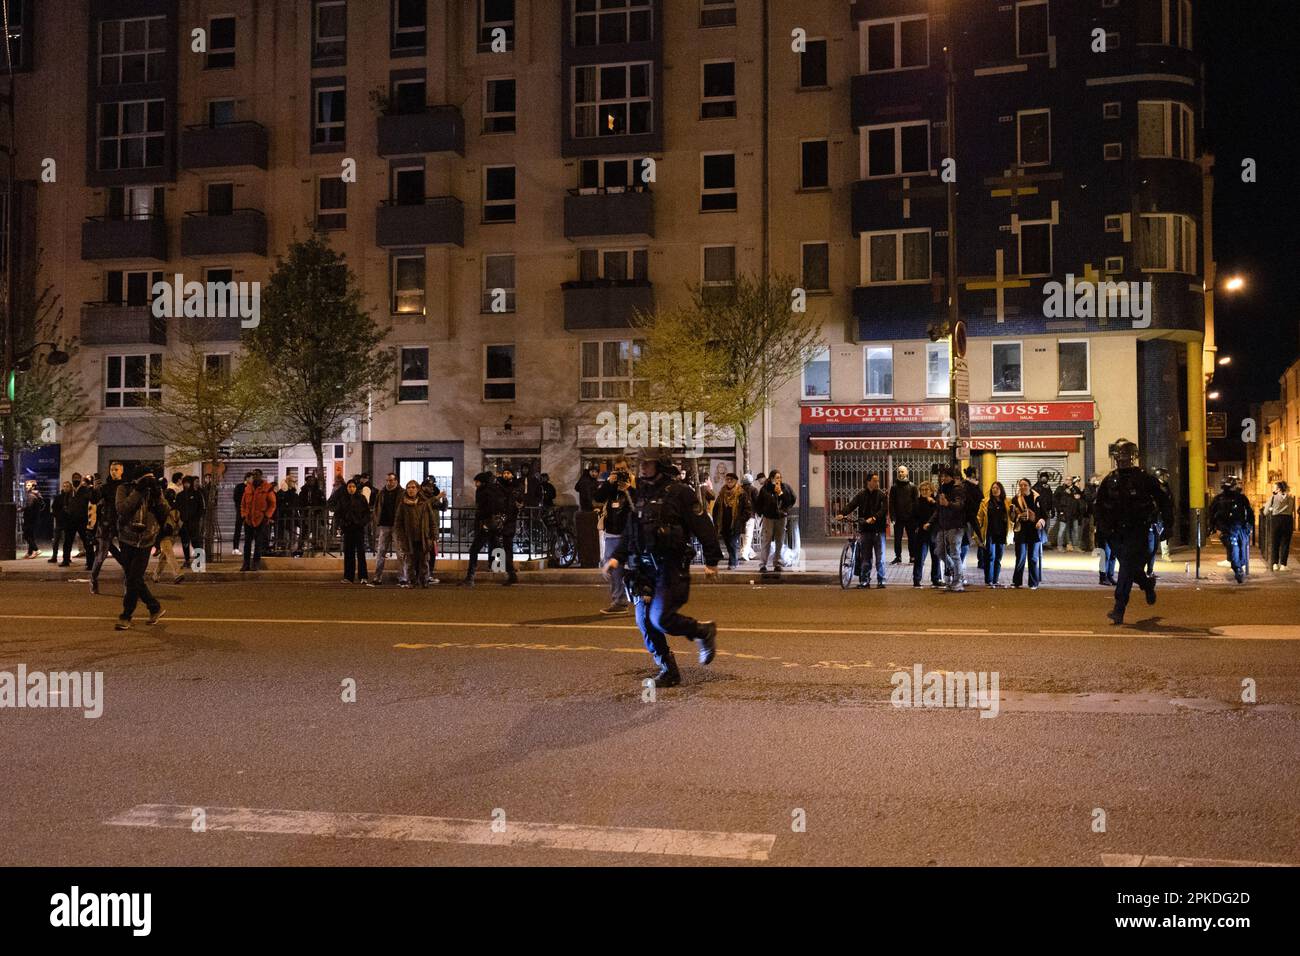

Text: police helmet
xmin=1153 ymin=467 xmax=1171 ymax=483
xmin=1221 ymin=478 xmax=1235 ymax=491
xmin=1108 ymin=438 xmax=1139 ymax=463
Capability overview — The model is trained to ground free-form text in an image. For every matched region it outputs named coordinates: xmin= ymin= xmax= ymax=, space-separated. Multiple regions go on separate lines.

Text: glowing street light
xmin=1218 ymin=355 xmax=1232 ymax=366
xmin=1207 ymin=390 xmax=1222 ymax=400
xmin=1224 ymin=275 xmax=1246 ymax=293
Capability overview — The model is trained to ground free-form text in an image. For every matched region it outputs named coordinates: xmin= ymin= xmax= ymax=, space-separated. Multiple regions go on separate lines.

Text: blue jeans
xmin=856 ymin=529 xmax=885 ymax=583
xmin=603 ymin=534 xmax=627 ymax=604
xmin=633 ymin=566 xmax=701 ymax=670
xmin=1014 ymin=541 xmax=1040 ymax=587
xmin=1056 ymin=520 xmax=1076 ymax=549
xmin=1099 ymin=539 xmax=1117 ymax=579
xmin=912 ymin=535 xmax=936 ymax=585
xmin=984 ymin=542 xmax=1004 ymax=584
xmin=1224 ymin=526 xmax=1249 ymax=574
xmin=936 ymin=528 xmax=964 ymax=587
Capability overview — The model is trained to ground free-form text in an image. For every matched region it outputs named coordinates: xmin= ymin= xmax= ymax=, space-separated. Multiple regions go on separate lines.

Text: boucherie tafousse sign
xmin=809 ymin=436 xmax=1082 ymax=453
xmin=800 ymin=401 xmax=1095 ymax=425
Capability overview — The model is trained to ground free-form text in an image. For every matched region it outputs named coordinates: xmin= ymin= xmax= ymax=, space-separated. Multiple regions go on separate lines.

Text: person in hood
xmin=335 ymin=478 xmax=372 ymax=583
xmin=89 ymin=462 xmax=126 ymax=592
xmin=837 ymin=471 xmax=888 ymax=588
xmin=65 ymin=472 xmax=96 ymax=570
xmin=176 ymin=475 xmax=206 ymax=569
xmin=239 ymin=469 xmax=277 ymax=572
xmin=113 ymin=466 xmax=169 ymax=630
xmin=295 ymin=473 xmax=327 ymax=556
xmin=575 ymin=463 xmax=600 ymax=512
xmin=539 ymin=473 xmax=557 ymax=509
xmin=462 ymin=471 xmax=511 ymax=587
xmin=394 ymin=480 xmax=436 ymax=587
xmin=49 ymin=480 xmax=72 ymax=565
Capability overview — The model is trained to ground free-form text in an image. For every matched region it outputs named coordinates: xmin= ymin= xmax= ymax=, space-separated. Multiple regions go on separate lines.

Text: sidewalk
xmin=2 ymin=542 xmax=1288 ymax=588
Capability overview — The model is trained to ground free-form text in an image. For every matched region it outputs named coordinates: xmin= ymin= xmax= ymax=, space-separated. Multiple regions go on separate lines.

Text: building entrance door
xmin=397 ymin=458 xmax=454 ymax=527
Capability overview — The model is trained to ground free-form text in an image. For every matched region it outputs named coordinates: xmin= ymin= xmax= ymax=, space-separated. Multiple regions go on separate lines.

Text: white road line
xmin=106 ymin=804 xmax=776 ymax=862
xmin=1102 ymin=853 xmax=1295 ymax=868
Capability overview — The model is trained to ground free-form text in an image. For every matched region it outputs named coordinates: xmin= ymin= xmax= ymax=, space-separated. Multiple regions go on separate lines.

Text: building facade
xmin=1244 ymin=359 xmax=1300 ymax=507
xmin=4 ymin=0 xmax=1208 ymax=541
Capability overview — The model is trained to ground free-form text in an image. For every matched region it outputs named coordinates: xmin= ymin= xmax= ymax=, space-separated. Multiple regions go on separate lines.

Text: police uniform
xmin=1094 ymin=444 xmax=1164 ymax=624
xmin=462 ymin=472 xmax=514 ymax=585
xmin=1146 ymin=469 xmax=1174 ymax=576
xmin=612 ymin=460 xmax=722 ymax=686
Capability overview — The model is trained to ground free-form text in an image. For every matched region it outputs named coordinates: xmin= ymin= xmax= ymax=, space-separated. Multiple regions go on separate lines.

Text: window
xmin=206 ymin=182 xmax=234 ymax=216
xmin=107 ymin=185 xmax=164 ymax=221
xmin=104 ymin=354 xmax=162 ymax=409
xmin=1103 ymin=142 xmax=1122 ymax=160
xmin=1018 ymin=220 xmax=1052 ymax=276
xmin=579 ymin=248 xmax=648 ymax=282
xmin=863 ymin=16 xmax=928 ymax=73
xmin=701 ymin=152 xmax=737 ymax=211
xmin=97 ymin=100 xmax=165 ymax=171
xmin=98 ymin=17 xmax=166 ymax=85
xmin=392 ymin=0 xmax=426 ymax=52
xmin=1139 ymin=213 xmax=1197 ymax=273
xmin=208 ymin=98 xmax=236 ymax=127
xmin=800 ymin=38 xmax=828 ymax=88
xmin=701 ymin=0 xmax=736 ymax=28
xmin=1138 ymin=101 xmax=1195 ymax=161
xmin=865 ymin=346 xmax=894 ymax=399
xmin=393 ymin=165 xmax=424 ymax=205
xmin=861 ymin=121 xmax=930 ymax=178
xmin=578 ymin=157 xmax=651 ymax=191
xmin=581 ymin=340 xmax=643 ymax=400
xmin=801 ymin=242 xmax=829 ymax=293
xmin=484 ymin=77 xmax=516 ymax=133
xmin=314 ymin=1 xmax=346 ymax=61
xmin=483 ymin=165 xmax=516 ymax=222
xmin=862 ymin=229 xmax=931 ymax=284
xmin=926 ymin=341 xmax=949 ymax=399
xmin=204 ymin=352 xmax=232 ymax=382
xmin=399 ymin=347 xmax=429 ymax=402
xmin=702 ymin=245 xmax=736 ymax=286
xmin=1103 ymin=101 xmax=1121 ymax=120
xmin=1104 ymin=214 xmax=1123 ymax=233
xmin=802 ymin=346 xmax=830 ymax=400
xmin=573 ymin=62 xmax=653 ymax=138
xmin=574 ymin=0 xmax=652 ymax=46
xmin=701 ymin=61 xmax=736 ymax=119
xmin=484 ymin=345 xmax=516 ymax=401
xmin=1016 ymin=1 xmax=1049 ymax=57
xmin=204 ymin=268 xmax=239 ymax=318
xmin=314 ymin=85 xmax=346 ymax=145
xmin=1017 ymin=109 xmax=1050 ymax=167
xmin=483 ymin=254 xmax=517 ymax=312
xmin=206 ymin=16 xmax=235 ymax=69
xmin=479 ymin=0 xmax=515 ymax=51
xmin=992 ymin=342 xmax=1023 ymax=395
xmin=1137 ymin=0 xmax=1192 ymax=49
xmin=801 ymin=140 xmax=829 ymax=189
xmin=317 ymin=176 xmax=347 ymax=230
xmin=1104 ymin=256 xmax=1124 ymax=273
xmin=392 ymin=255 xmax=425 ymax=315
xmin=392 ymin=77 xmax=426 ymax=114
xmin=105 ymin=270 xmax=164 ymax=306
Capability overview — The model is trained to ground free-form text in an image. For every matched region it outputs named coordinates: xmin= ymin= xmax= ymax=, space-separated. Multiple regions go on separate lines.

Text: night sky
xmin=1202 ymin=0 xmax=1300 ymax=457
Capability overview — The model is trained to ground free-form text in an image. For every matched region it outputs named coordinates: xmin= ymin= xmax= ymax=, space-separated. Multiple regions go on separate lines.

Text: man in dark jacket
xmin=114 ymin=467 xmax=169 ymax=630
xmin=713 ymin=473 xmax=753 ymax=571
xmin=66 ymin=472 xmax=96 ymax=570
xmin=232 ymin=472 xmax=252 ymax=555
xmin=21 ymin=483 xmax=46 ymax=558
xmin=755 ymin=469 xmax=796 ymax=573
xmin=1032 ymin=471 xmax=1058 ymax=550
xmin=176 ymin=475 xmax=206 ymax=568
xmin=575 ymin=463 xmax=600 ymax=511
xmin=594 ymin=459 xmax=635 ymax=612
xmin=1208 ymin=477 xmax=1254 ymax=584
xmin=498 ymin=464 xmax=524 ymax=586
xmin=90 ymin=463 xmax=126 ymax=592
xmin=606 ymin=455 xmax=720 ymax=688
xmin=48 ymin=480 xmax=70 ymax=564
xmin=887 ymin=466 xmax=918 ymax=564
xmin=959 ymin=466 xmax=984 ymax=571
xmin=539 ymin=473 xmax=557 ymax=508
xmin=462 ymin=471 xmax=512 ymax=587
xmin=369 ymin=472 xmax=402 ymax=586
xmin=935 ymin=467 xmax=967 ymax=591
xmin=1095 ymin=439 xmax=1165 ymax=622
xmin=838 ymin=472 xmax=888 ymax=588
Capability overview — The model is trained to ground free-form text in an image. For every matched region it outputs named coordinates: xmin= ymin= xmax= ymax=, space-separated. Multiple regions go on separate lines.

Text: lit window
xmin=1058 ymin=340 xmax=1090 ymax=395
xmin=1137 ymin=101 xmax=1195 ymax=161
xmin=572 ymin=62 xmax=653 ymax=138
xmin=399 ymin=347 xmax=429 ymax=402
xmin=392 ymin=254 xmax=425 ymax=314
xmin=802 ymin=346 xmax=830 ymax=400
xmin=992 ymin=342 xmax=1023 ymax=396
xmin=926 ymin=342 xmax=949 ymax=399
xmin=1139 ymin=213 xmax=1197 ymax=273
xmin=865 ymin=346 xmax=894 ymax=399
xmin=581 ymin=340 xmax=644 ymax=400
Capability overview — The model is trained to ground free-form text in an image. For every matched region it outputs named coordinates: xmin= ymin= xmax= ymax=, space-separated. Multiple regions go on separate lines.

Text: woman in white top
xmin=1266 ymin=481 xmax=1295 ymax=571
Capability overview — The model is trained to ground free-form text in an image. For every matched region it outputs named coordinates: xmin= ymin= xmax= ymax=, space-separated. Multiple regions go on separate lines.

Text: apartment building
xmin=3 ymin=0 xmax=1208 ymax=541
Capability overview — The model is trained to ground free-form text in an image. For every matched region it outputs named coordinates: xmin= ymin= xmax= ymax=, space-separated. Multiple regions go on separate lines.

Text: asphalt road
xmin=1 ymin=574 xmax=1298 ymax=867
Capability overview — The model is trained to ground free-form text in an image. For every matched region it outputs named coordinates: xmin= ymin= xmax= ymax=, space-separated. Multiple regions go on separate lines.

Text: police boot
xmin=1142 ymin=576 xmax=1157 ymax=605
xmin=654 ymin=653 xmax=682 ymax=688
xmin=1098 ymin=572 xmax=1108 ymax=586
xmin=695 ymin=621 xmax=717 ymax=665
xmin=1106 ymin=603 xmax=1124 ymax=626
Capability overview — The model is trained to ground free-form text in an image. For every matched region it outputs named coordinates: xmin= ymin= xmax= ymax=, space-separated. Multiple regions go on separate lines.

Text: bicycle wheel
xmin=552 ymin=530 xmax=578 ymax=568
xmin=839 ymin=540 xmax=856 ymax=589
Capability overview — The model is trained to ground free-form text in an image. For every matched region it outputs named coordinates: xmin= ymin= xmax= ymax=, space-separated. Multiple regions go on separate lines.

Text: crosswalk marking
xmin=1103 ymin=852 xmax=1294 ymax=867
xmin=106 ymin=804 xmax=777 ymax=862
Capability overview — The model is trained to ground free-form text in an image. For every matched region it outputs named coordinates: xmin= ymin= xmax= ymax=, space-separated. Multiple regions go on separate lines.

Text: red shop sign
xmin=802 ymin=402 xmax=1094 ymax=425
xmin=810 ymin=435 xmax=1081 ymax=453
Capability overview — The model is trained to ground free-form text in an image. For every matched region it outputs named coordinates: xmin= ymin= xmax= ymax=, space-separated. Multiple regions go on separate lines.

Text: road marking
xmin=106 ymin=804 xmax=776 ymax=862
xmin=1102 ymin=853 xmax=1295 ymax=867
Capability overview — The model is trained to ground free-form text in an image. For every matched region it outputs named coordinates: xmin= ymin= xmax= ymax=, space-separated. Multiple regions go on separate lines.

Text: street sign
xmin=1206 ymin=412 xmax=1227 ymax=439
xmin=0 ymin=399 xmax=11 ymax=416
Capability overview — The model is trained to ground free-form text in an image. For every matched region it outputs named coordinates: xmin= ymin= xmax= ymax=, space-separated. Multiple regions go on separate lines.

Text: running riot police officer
xmin=604 ymin=455 xmax=721 ymax=688
xmin=1094 ymin=438 xmax=1168 ymax=625
xmin=1148 ymin=467 xmax=1175 ymax=573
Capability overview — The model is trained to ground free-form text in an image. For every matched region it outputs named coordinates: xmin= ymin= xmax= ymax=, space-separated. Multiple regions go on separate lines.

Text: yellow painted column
xmin=980 ymin=451 xmax=997 ymax=495
xmin=1186 ymin=340 xmax=1206 ymax=512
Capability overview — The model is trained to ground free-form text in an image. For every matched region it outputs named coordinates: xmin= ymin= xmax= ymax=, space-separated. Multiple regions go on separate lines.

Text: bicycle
xmin=541 ymin=507 xmax=578 ymax=568
xmin=838 ymin=536 xmax=859 ymax=589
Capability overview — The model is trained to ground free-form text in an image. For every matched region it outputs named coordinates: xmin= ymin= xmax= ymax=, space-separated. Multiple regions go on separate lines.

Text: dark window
xmin=801 ymin=140 xmax=828 ymax=189
xmin=701 ymin=0 xmax=736 ymax=28
xmin=317 ymin=176 xmax=347 ymax=230
xmin=207 ymin=16 xmax=236 ymax=69
xmin=393 ymin=0 xmax=426 ymax=52
xmin=1 ymin=0 xmax=24 ymax=71
xmin=393 ymin=77 xmax=426 ymax=114
xmin=800 ymin=39 xmax=827 ymax=88
xmin=1016 ymin=2 xmax=1049 ymax=57
xmin=314 ymin=86 xmax=346 ymax=145
xmin=97 ymin=100 xmax=165 ymax=171
xmin=1019 ymin=222 xmax=1052 ymax=275
xmin=394 ymin=167 xmax=424 ymax=205
xmin=701 ymin=153 xmax=737 ymax=211
xmin=899 ymin=18 xmax=928 ymax=67
xmin=802 ymin=243 xmax=829 ymax=292
xmin=484 ymin=166 xmax=516 ymax=222
xmin=1137 ymin=0 xmax=1163 ymax=44
xmin=480 ymin=0 xmax=514 ymax=50
xmin=1018 ymin=110 xmax=1050 ymax=166
xmin=208 ymin=99 xmax=236 ymax=127
xmin=900 ymin=124 xmax=928 ymax=172
xmin=484 ymin=345 xmax=516 ymax=401
xmin=400 ymin=347 xmax=430 ymax=402
xmin=314 ymin=1 xmax=346 ymax=61
xmin=484 ymin=77 xmax=516 ymax=133
xmin=206 ymin=182 xmax=234 ymax=216
xmin=867 ymin=23 xmax=895 ymax=71
xmin=701 ymin=61 xmax=736 ymax=118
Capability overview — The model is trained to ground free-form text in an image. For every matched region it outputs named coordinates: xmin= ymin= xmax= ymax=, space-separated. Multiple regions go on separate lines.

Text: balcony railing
xmin=377 ymin=105 xmax=465 ymax=156
xmin=375 ymin=196 xmax=464 ymax=247
xmin=561 ymin=279 xmax=654 ymax=331
xmin=564 ymin=186 xmax=655 ymax=239
xmin=180 ymin=121 xmax=269 ymax=170
xmin=80 ymin=214 xmax=168 ymax=261
xmin=180 ymin=208 xmax=268 ymax=256
xmin=80 ymin=303 xmax=167 ymax=346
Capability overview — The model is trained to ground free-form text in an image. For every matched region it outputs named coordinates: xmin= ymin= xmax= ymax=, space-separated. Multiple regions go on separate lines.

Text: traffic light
xmin=4 ymin=368 xmax=13 ymax=402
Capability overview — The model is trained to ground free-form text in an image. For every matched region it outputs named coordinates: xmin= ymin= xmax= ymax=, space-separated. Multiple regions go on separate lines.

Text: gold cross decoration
xmin=962 ymin=249 xmax=1030 ymax=323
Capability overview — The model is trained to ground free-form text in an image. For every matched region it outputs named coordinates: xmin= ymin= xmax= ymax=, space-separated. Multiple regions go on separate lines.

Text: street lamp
xmin=1223 ymin=275 xmax=1246 ymax=293
xmin=1207 ymin=390 xmax=1221 ymax=400
xmin=1217 ymin=355 xmax=1232 ymax=366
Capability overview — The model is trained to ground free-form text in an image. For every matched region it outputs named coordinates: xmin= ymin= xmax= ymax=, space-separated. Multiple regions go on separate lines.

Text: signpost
xmin=950 ymin=320 xmax=970 ymax=444
xmin=1206 ymin=412 xmax=1227 ymax=440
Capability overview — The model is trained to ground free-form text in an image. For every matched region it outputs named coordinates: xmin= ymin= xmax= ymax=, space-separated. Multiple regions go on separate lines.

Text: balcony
xmin=80 ymin=215 xmax=168 ymax=261
xmin=377 ymin=106 xmax=465 ymax=157
xmin=562 ymin=280 xmax=654 ymax=331
xmin=180 ymin=121 xmax=269 ymax=170
xmin=79 ymin=304 xmax=167 ymax=347
xmin=375 ymin=197 xmax=464 ymax=247
xmin=852 ymin=178 xmax=945 ymax=235
xmin=564 ymin=187 xmax=655 ymax=239
xmin=180 ymin=209 xmax=268 ymax=257
xmin=850 ymin=72 xmax=942 ymax=129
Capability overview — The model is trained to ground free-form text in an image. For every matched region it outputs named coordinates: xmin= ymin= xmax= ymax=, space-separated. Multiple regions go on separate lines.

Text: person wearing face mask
xmin=755 ymin=469 xmax=795 ymax=573
xmin=49 ymin=480 xmax=72 ymax=565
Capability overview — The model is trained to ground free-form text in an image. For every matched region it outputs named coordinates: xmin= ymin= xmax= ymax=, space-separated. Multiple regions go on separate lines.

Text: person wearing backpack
xmin=114 ymin=467 xmax=169 ymax=630
xmin=152 ymin=488 xmax=185 ymax=584
xmin=461 ymin=471 xmax=510 ymax=587
xmin=1208 ymin=478 xmax=1254 ymax=584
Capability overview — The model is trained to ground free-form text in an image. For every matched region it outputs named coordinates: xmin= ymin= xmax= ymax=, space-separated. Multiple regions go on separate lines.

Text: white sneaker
xmin=233 ymin=548 xmax=242 ymax=555
xmin=1273 ymin=564 xmax=1280 ymax=571
xmin=1216 ymin=560 xmax=1232 ymax=568
xmin=1280 ymin=565 xmax=1291 ymax=572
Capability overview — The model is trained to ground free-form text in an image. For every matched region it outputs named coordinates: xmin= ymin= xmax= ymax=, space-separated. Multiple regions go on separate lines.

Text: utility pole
xmin=0 ymin=0 xmax=18 ymax=561
xmin=944 ymin=38 xmax=966 ymax=473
